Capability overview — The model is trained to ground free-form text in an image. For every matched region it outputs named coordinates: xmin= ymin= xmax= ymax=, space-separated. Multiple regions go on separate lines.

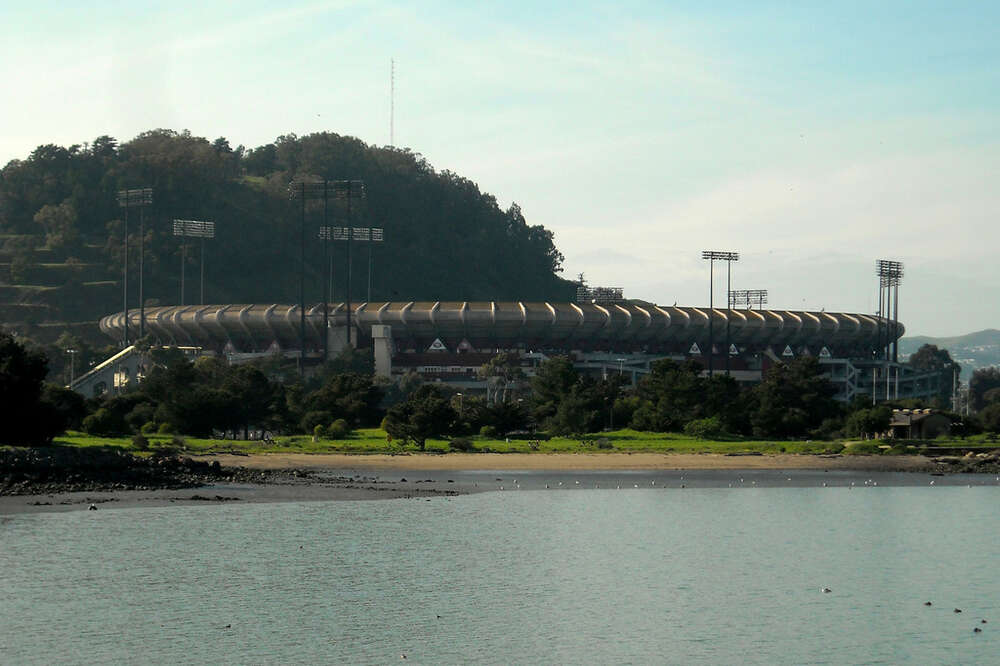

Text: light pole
xmin=172 ymin=220 xmax=215 ymax=306
xmin=335 ymin=181 xmax=366 ymax=344
xmin=876 ymin=259 xmax=904 ymax=400
xmin=289 ymin=180 xmax=324 ymax=371
xmin=319 ymin=227 xmax=384 ymax=319
xmin=367 ymin=227 xmax=384 ymax=302
xmin=291 ymin=179 xmax=367 ymax=365
xmin=117 ymin=187 xmax=153 ymax=345
xmin=325 ymin=226 xmax=385 ymax=302
xmin=701 ymin=250 xmax=739 ymax=376
xmin=65 ymin=348 xmax=77 ymax=385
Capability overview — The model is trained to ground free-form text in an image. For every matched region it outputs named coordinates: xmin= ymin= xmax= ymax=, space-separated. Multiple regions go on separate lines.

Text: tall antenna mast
xmin=390 ymin=58 xmax=395 ymax=146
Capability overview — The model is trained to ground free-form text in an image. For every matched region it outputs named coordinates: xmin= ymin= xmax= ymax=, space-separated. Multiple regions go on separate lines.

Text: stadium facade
xmin=89 ymin=301 xmax=948 ymax=403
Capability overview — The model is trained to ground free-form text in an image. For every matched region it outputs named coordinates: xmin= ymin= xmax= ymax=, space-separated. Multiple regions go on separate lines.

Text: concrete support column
xmin=372 ymin=325 xmax=393 ymax=379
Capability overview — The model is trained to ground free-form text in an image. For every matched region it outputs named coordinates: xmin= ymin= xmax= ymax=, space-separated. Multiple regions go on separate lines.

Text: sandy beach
xmin=5 ymin=452 xmax=990 ymax=516
xmin=202 ymin=451 xmax=939 ymax=472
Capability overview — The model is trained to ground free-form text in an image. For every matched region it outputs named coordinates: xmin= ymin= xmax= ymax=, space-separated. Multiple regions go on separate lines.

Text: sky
xmin=2 ymin=0 xmax=997 ymax=337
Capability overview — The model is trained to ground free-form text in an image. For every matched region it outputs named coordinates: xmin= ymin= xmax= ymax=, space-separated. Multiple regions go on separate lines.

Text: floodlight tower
xmin=172 ymin=220 xmax=215 ymax=305
xmin=117 ymin=187 xmax=153 ymax=345
xmin=702 ymin=250 xmax=739 ymax=376
xmin=289 ymin=180 xmax=324 ymax=371
xmin=876 ymin=260 xmax=903 ymax=362
xmin=291 ymin=179 xmax=367 ymax=366
xmin=334 ymin=180 xmax=366 ymax=342
xmin=318 ymin=226 xmax=384 ymax=333
xmin=729 ymin=289 xmax=768 ymax=310
xmin=367 ymin=226 xmax=384 ymax=303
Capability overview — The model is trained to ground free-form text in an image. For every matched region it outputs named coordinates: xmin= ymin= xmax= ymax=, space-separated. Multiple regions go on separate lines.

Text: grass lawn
xmin=54 ymin=428 xmax=861 ymax=456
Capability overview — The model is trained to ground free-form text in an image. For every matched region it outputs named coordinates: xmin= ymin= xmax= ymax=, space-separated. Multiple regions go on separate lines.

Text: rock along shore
xmin=0 ymin=446 xmax=314 ymax=496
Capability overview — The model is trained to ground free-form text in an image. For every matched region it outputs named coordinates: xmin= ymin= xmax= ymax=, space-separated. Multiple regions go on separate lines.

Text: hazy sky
xmin=2 ymin=1 xmax=997 ymax=337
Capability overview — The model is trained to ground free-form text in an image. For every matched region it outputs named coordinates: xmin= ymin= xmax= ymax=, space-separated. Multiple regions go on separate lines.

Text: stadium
xmin=86 ymin=300 xmax=947 ymax=403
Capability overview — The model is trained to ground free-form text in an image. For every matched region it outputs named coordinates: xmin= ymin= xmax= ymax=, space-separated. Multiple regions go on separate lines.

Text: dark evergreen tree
xmin=0 ymin=332 xmax=63 ymax=445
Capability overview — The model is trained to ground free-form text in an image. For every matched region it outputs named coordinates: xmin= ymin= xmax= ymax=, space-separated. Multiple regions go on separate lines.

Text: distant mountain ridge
xmin=900 ymin=329 xmax=1000 ymax=375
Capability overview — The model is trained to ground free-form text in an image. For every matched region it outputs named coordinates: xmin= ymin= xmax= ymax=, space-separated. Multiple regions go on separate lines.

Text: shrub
xmin=157 ymin=422 xmax=174 ymax=435
xmin=595 ymin=437 xmax=612 ymax=449
xmin=313 ymin=424 xmax=326 ymax=441
xmin=327 ymin=418 xmax=351 ymax=439
xmin=480 ymin=425 xmax=498 ymax=438
xmin=171 ymin=435 xmax=187 ymax=450
xmin=132 ymin=433 xmax=150 ymax=451
xmin=683 ymin=416 xmax=725 ymax=440
xmin=301 ymin=410 xmax=330 ymax=434
xmin=82 ymin=407 xmax=126 ymax=436
xmin=843 ymin=442 xmax=882 ymax=455
xmin=449 ymin=437 xmax=474 ymax=452
xmin=811 ymin=417 xmax=844 ymax=440
xmin=140 ymin=421 xmax=158 ymax=435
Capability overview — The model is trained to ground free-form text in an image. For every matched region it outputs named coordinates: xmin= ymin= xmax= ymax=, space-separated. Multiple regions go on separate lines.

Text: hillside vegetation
xmin=0 ymin=130 xmax=574 ymax=373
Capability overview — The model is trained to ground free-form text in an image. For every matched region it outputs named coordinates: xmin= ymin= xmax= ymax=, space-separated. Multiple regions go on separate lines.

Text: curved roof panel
xmin=99 ymin=302 xmax=901 ymax=354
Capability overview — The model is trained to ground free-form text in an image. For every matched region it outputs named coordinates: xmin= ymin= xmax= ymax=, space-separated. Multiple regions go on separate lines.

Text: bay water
xmin=3 ymin=482 xmax=999 ymax=664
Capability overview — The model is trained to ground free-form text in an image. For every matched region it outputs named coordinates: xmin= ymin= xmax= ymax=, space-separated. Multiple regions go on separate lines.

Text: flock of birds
xmin=397 ymin=593 xmax=989 ymax=660
xmin=489 ymin=475 xmax=1000 ymax=492
xmin=821 ymin=592 xmax=989 ymax=634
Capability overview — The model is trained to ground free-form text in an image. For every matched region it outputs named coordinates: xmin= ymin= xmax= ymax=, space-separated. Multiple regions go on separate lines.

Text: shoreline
xmin=200 ymin=451 xmax=942 ymax=472
xmin=4 ymin=452 xmax=998 ymax=516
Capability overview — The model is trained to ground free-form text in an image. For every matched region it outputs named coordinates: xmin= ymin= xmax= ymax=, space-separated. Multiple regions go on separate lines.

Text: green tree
xmin=0 ymin=332 xmax=64 ymax=445
xmin=483 ymin=399 xmax=530 ymax=436
xmin=382 ymin=385 xmax=456 ymax=450
xmin=631 ymin=359 xmax=713 ymax=432
xmin=478 ymin=352 xmax=526 ymax=405
xmin=750 ymin=357 xmax=839 ymax=438
xmin=222 ymin=365 xmax=276 ymax=438
xmin=980 ymin=403 xmax=1000 ymax=433
xmin=970 ymin=367 xmax=1000 ymax=411
xmin=529 ymin=356 xmax=578 ymax=423
xmin=548 ymin=385 xmax=601 ymax=435
xmin=982 ymin=387 xmax=1000 ymax=406
xmin=33 ymin=201 xmax=78 ymax=253
xmin=909 ymin=344 xmax=960 ymax=404
xmin=304 ymin=372 xmax=383 ymax=427
xmin=40 ymin=383 xmax=87 ymax=431
xmin=844 ymin=407 xmax=892 ymax=439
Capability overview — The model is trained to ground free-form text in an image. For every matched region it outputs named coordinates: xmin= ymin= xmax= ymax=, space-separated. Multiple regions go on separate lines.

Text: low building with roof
xmin=889 ymin=409 xmax=952 ymax=439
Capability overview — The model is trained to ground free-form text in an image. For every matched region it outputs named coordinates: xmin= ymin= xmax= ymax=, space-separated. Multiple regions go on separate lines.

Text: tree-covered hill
xmin=0 ymin=130 xmax=575 ymax=351
xmin=901 ymin=329 xmax=1000 ymax=375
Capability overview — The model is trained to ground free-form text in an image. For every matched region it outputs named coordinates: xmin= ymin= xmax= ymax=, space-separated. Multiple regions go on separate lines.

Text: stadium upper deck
xmin=100 ymin=301 xmax=900 ymax=357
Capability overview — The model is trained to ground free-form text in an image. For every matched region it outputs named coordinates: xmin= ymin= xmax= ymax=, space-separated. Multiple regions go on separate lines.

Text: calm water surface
xmin=2 ymin=485 xmax=999 ymax=664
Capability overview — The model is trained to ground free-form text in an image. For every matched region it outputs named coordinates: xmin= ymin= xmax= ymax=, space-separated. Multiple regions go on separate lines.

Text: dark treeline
xmin=0 ymin=129 xmax=574 ymax=325
xmin=3 ymin=331 xmax=991 ymax=449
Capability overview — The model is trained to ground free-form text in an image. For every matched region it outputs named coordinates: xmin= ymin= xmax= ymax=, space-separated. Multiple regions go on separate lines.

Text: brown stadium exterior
xmin=88 ymin=301 xmax=948 ymax=404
